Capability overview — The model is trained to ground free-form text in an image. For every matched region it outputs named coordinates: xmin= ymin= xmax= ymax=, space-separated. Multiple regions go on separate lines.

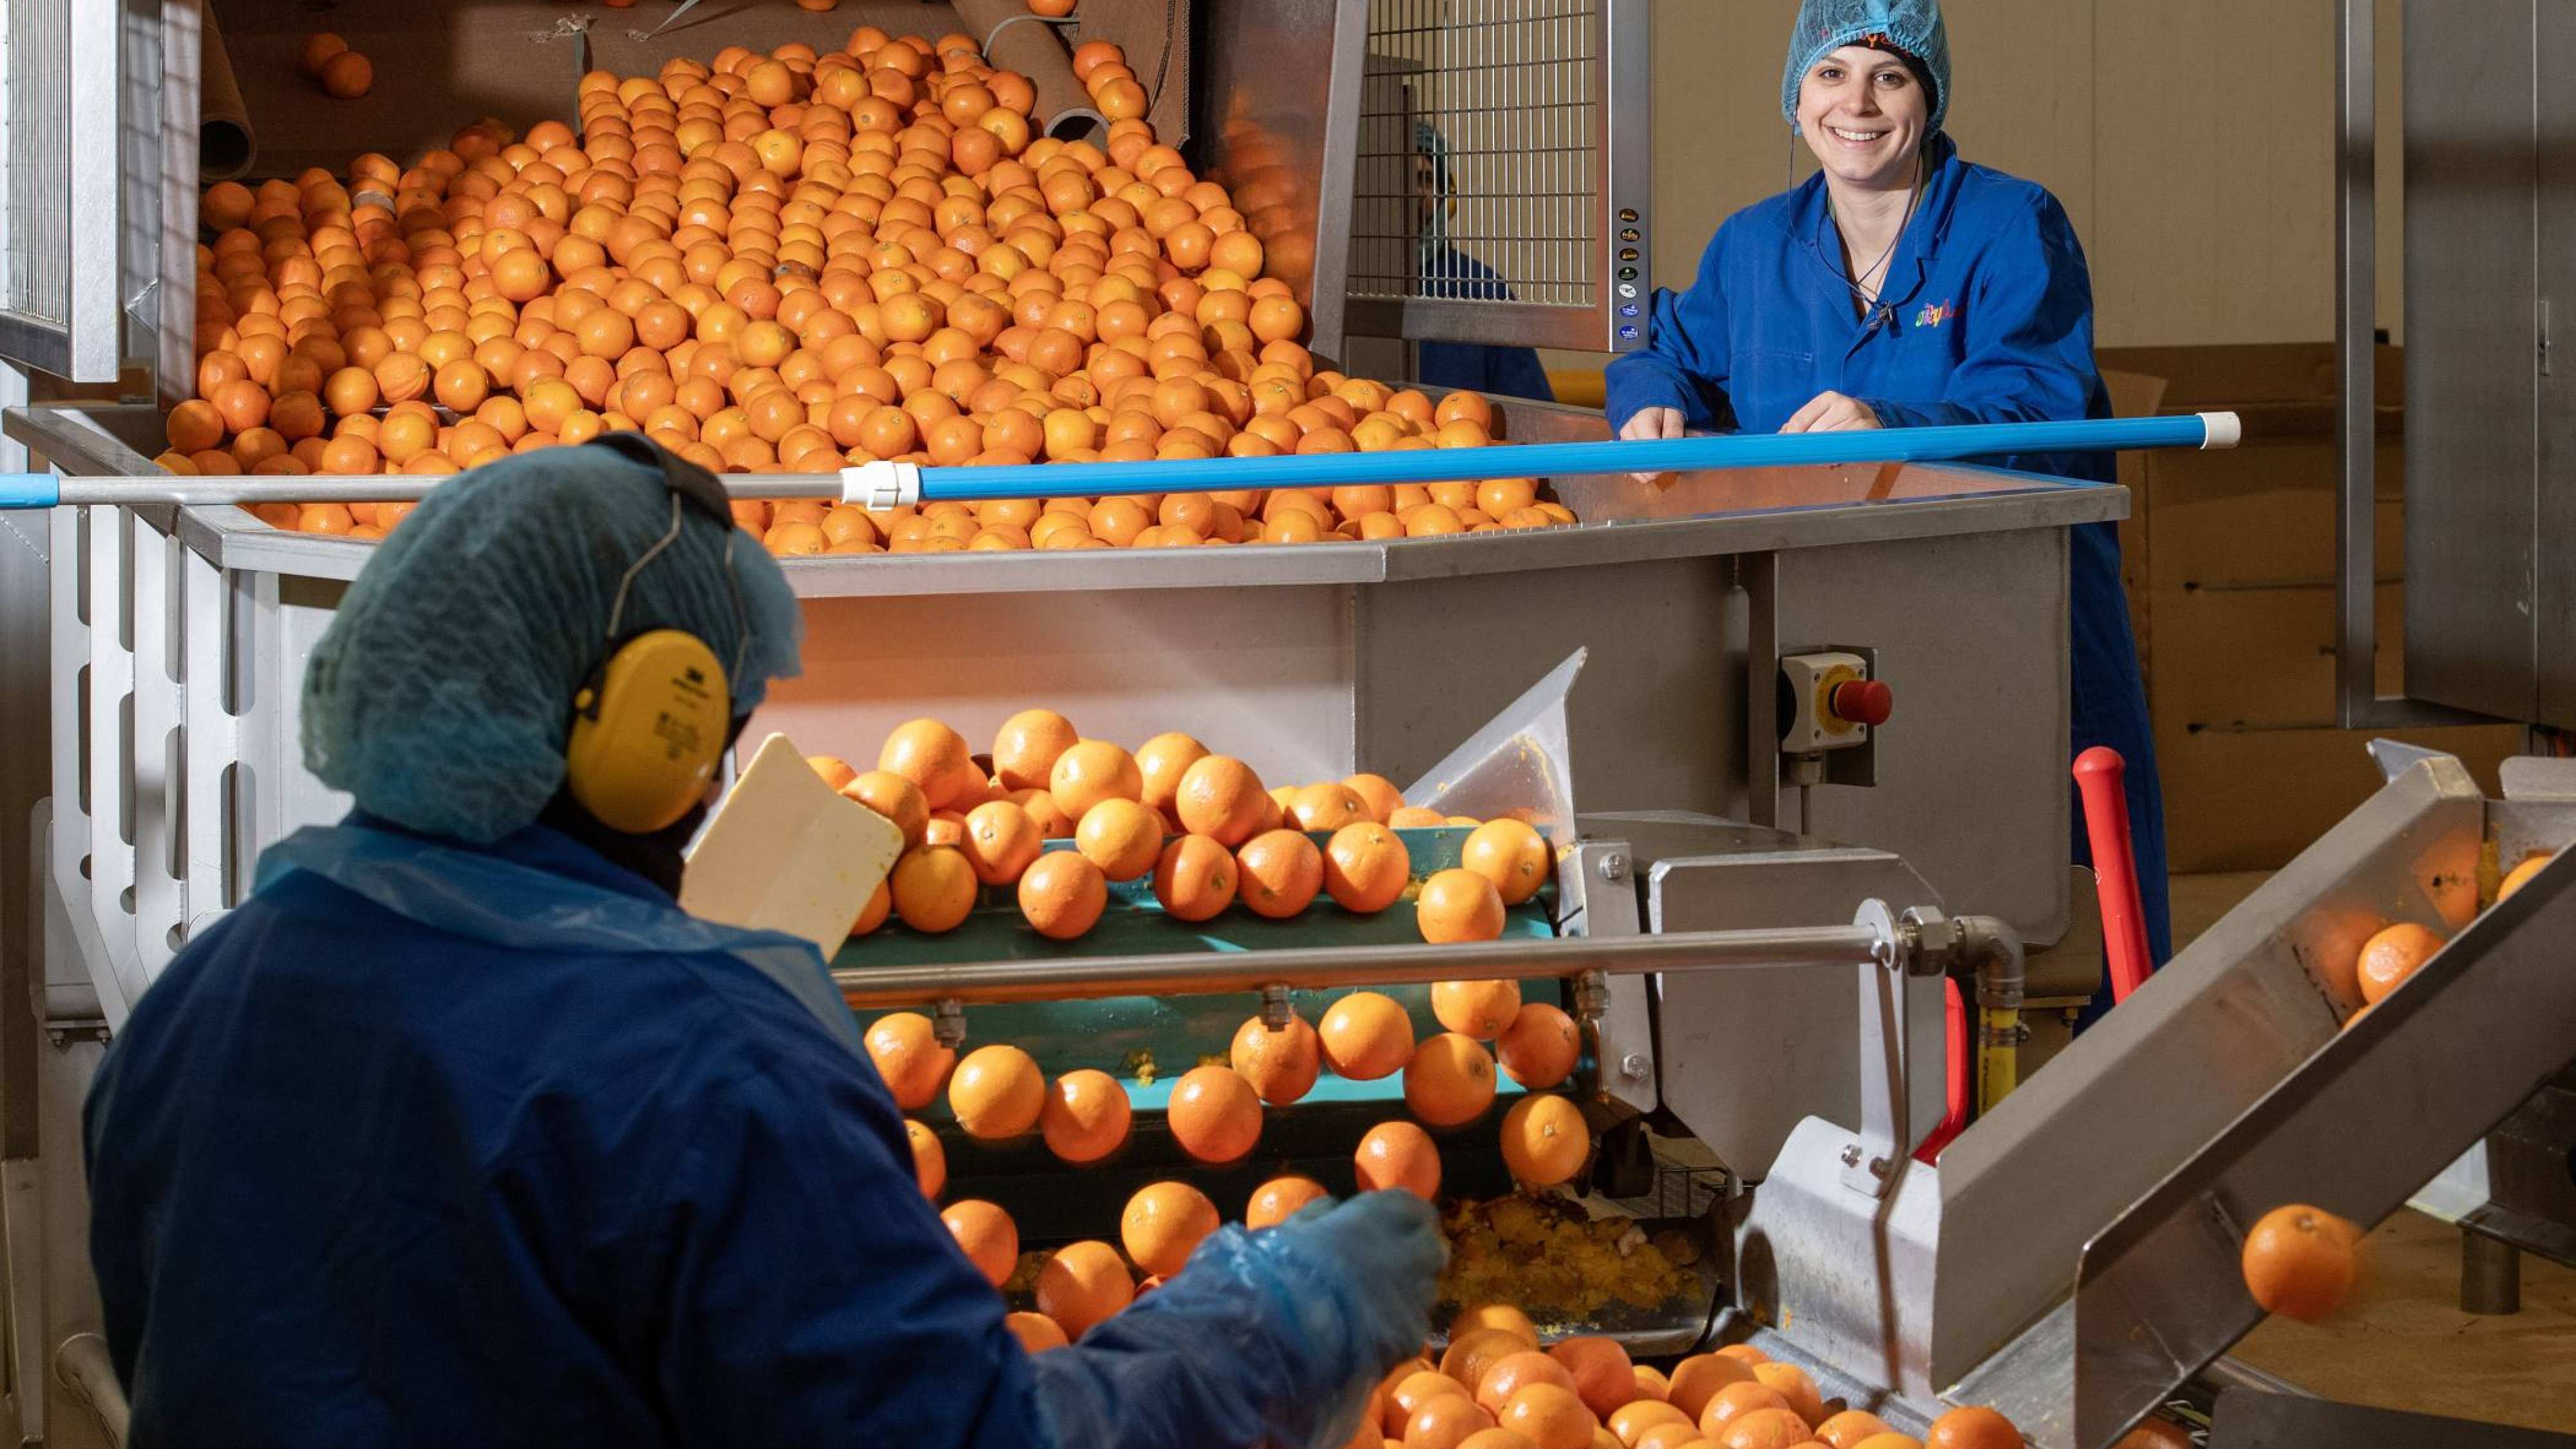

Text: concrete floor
xmin=2165 ymin=872 xmax=2576 ymax=1433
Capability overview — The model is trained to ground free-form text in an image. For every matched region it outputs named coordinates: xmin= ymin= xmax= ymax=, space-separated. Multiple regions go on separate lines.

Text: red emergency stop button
xmin=1830 ymin=678 xmax=1893 ymax=728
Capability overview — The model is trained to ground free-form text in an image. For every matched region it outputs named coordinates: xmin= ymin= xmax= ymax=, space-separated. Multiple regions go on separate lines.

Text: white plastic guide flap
xmin=679 ymin=733 xmax=904 ymax=958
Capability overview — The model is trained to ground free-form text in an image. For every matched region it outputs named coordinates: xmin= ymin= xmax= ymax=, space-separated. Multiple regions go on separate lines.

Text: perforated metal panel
xmin=0 ymin=0 xmax=123 ymax=380
xmin=1345 ymin=0 xmax=1647 ymax=352
xmin=3 ymin=0 xmax=73 ymax=332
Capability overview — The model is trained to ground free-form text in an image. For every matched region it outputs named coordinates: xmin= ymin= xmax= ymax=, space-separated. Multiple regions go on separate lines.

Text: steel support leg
xmin=2459 ymin=1229 xmax=2521 ymax=1316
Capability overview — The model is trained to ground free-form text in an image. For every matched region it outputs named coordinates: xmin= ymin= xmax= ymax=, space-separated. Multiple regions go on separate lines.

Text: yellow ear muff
xmin=564 ymin=629 xmax=732 ymax=835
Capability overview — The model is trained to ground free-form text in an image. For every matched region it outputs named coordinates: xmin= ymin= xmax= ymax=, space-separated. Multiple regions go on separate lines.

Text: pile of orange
xmin=167 ymin=26 xmax=1574 ymax=554
xmin=1360 ymin=1328 xmax=2027 ymax=1449
xmin=810 ymin=708 xmax=1550 ymax=946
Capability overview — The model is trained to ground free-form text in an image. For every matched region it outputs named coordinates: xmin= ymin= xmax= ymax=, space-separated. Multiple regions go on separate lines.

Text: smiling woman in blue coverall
xmin=1605 ymin=0 xmax=2171 ymax=1005
xmin=82 ymin=435 xmax=1443 ymax=1448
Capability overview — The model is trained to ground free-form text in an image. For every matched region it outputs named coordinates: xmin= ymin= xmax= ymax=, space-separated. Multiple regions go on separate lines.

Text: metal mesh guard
xmin=1352 ymin=0 xmax=1599 ymax=310
xmin=4 ymin=0 xmax=73 ymax=327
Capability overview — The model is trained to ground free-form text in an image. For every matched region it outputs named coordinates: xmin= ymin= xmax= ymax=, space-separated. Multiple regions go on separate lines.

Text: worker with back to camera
xmin=81 ymin=433 xmax=1444 ymax=1448
xmin=1412 ymin=120 xmax=1557 ymax=402
xmin=1605 ymin=0 xmax=2170 ymax=1012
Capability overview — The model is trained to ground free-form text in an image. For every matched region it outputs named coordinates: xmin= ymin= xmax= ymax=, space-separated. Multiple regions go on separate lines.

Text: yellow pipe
xmin=1976 ymin=1006 xmax=2020 ymax=1113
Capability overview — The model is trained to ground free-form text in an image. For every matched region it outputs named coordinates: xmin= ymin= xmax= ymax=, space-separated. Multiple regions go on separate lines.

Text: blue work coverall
xmin=1417 ymin=245 xmax=1557 ymax=403
xmin=83 ymin=816 xmax=1388 ymax=1447
xmin=1605 ymin=132 xmax=2172 ymax=1001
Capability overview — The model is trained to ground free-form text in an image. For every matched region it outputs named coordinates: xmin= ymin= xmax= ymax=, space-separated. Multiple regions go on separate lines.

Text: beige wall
xmin=1600 ymin=0 xmax=2402 ymax=361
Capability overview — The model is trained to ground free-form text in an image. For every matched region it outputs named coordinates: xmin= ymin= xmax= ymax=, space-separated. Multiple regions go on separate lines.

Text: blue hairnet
xmin=301 ymin=440 xmax=803 ymax=845
xmin=1781 ymin=0 xmax=1951 ymax=138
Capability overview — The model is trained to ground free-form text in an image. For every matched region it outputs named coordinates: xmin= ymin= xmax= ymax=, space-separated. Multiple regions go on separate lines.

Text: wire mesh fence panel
xmin=4 ymin=0 xmax=74 ymax=333
xmin=1354 ymin=0 xmax=1600 ymax=310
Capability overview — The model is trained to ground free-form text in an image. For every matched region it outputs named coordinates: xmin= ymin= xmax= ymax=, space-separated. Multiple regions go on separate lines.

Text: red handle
xmin=1831 ymin=678 xmax=1895 ymax=727
xmin=1914 ymin=978 xmax=1969 ymax=1164
xmin=2074 ymin=746 xmax=2153 ymax=1004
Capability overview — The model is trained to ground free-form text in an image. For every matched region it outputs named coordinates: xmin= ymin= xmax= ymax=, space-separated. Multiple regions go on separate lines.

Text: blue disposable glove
xmin=1030 ymin=1189 xmax=1446 ymax=1449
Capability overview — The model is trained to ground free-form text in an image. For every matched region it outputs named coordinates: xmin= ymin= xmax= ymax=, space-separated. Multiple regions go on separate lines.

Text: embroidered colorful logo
xmin=1913 ymin=298 xmax=1957 ymax=329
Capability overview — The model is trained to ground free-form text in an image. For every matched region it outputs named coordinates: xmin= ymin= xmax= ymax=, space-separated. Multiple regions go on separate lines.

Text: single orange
xmin=1404 ymin=1033 xmax=1499 ymax=1126
xmin=1320 ymin=990 xmax=1416 ymax=1080
xmin=1477 ymin=1351 xmax=1577 ymax=1415
xmin=2498 ymin=849 xmax=2553 ymax=901
xmin=1547 ymin=1338 xmax=1635 ymax=1419
xmin=1007 ymin=1311 xmax=1070 ymax=1352
xmin=1388 ymin=1368 xmax=1470 ymax=1434
xmin=1609 ymin=1401 xmax=1696 ymax=1447
xmin=1325 ymin=822 xmax=1412 ymax=913
xmin=1120 ymin=1180 xmax=1220 ymax=1277
xmin=1245 ymin=1174 xmax=1331 ymax=1228
xmin=1390 ymin=805 xmax=1450 ymax=829
xmin=890 ymin=844 xmax=978 ymax=933
xmin=1236 ymin=828 xmax=1325 ymax=918
xmin=1439 ymin=1329 xmax=1530 ymax=1398
xmin=1629 ymin=1364 xmax=1672 ymax=1403
xmin=1040 ymin=1067 xmax=1133 ymax=1164
xmin=1500 ymin=1094 xmax=1590 ymax=1187
xmin=1696 ymin=1383 xmax=1793 ymax=1437
xmin=1292 ymin=780 xmax=1373 ymax=833
xmin=1433 ymin=979 xmax=1522 ymax=1041
xmin=941 ymin=1198 xmax=1019 ymax=1285
xmin=1355 ymin=1119 xmax=1441 ymax=1198
xmin=1406 ymin=1394 xmax=1493 ymax=1449
xmin=1075 ymin=796 xmax=1166 ymax=880
xmin=924 ymin=810 xmax=969 ymax=849
xmin=1050 ymin=738 xmax=1144 ymax=817
xmin=1345 ymin=772 xmax=1406 ymax=823
xmin=843 ymin=769 xmax=931 ymax=847
xmin=961 ymin=799 xmax=1042 ymax=885
xmin=1151 ymin=834 xmax=1237 ymax=921
xmin=1231 ymin=1011 xmax=1323 ymax=1103
xmin=2355 ymin=922 xmax=2441 ymax=1003
xmin=863 ymin=1010 xmax=956 ymax=1110
xmin=1711 ymin=1407 xmax=1808 ymax=1449
xmin=880 ymin=717 xmax=976 ymax=808
xmin=1419 ymin=867 xmax=1507 ymax=943
xmin=1924 ymin=1406 xmax=2021 ymax=1449
xmin=1501 ymin=1383 xmax=1596 ymax=1449
xmin=1458 ymin=1432 xmax=1542 ymax=1449
xmin=1175 ymin=754 xmax=1270 ymax=846
xmin=1851 ymin=1437 xmax=1929 ymax=1449
xmin=1463 ymin=819 xmax=1551 ymax=905
xmin=850 ymin=879 xmax=892 ymax=938
xmin=1498 ymin=1002 xmax=1580 ymax=1089
xmin=1629 ymin=1424 xmax=1698 ymax=1449
xmin=1135 ymin=730 xmax=1210 ymax=817
xmin=1812 ymin=1410 xmax=1892 ymax=1449
xmin=807 ymin=753 xmax=860 ymax=791
xmin=904 ymin=1119 xmax=945 ymax=1197
xmin=1663 ymin=1357 xmax=1757 ymax=1421
xmin=2108 ymin=1419 xmax=2195 ymax=1449
xmin=1166 ymin=1064 xmax=1262 ymax=1163
xmin=2240 ymin=1203 xmax=2360 ymax=1321
xmin=1454 ymin=1302 xmax=1539 ymax=1346
xmin=1715 ymin=1345 xmax=1770 ymax=1367
xmin=994 ymin=708 xmax=1080 ymax=790
xmin=1749 ymin=1363 xmax=1824 ymax=1428
xmin=1019 ymin=849 xmax=1109 ymax=940
xmin=1035 ymin=1240 xmax=1133 ymax=1339
xmin=947 ymin=1043 xmax=1046 ymax=1139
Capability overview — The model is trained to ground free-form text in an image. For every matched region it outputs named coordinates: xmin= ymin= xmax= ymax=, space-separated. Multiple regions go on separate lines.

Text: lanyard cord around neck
xmin=1826 ymin=159 xmax=1924 ymax=310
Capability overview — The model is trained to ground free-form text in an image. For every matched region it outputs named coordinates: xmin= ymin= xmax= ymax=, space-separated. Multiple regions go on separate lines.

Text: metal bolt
xmin=931 ymin=998 xmax=968 ymax=1050
xmin=1597 ymin=852 xmax=1629 ymax=883
xmin=1840 ymin=1144 xmax=1864 ymax=1167
xmin=1258 ymin=984 xmax=1294 ymax=1030
xmin=1868 ymin=1157 xmax=1890 ymax=1179
xmin=1619 ymin=1052 xmax=1651 ymax=1082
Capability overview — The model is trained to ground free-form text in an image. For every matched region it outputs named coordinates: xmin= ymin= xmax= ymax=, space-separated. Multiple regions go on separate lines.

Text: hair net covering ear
xmin=300 ymin=443 xmax=804 ymax=845
xmin=1782 ymin=0 xmax=1951 ymax=138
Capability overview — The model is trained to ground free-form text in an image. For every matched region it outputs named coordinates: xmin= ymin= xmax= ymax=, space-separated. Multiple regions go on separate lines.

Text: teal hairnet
xmin=301 ymin=440 xmax=803 ymax=845
xmin=1781 ymin=0 xmax=1950 ymax=138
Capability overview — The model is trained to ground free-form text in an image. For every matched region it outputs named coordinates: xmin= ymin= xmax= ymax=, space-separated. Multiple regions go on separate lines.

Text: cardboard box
xmin=2098 ymin=344 xmax=2523 ymax=875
